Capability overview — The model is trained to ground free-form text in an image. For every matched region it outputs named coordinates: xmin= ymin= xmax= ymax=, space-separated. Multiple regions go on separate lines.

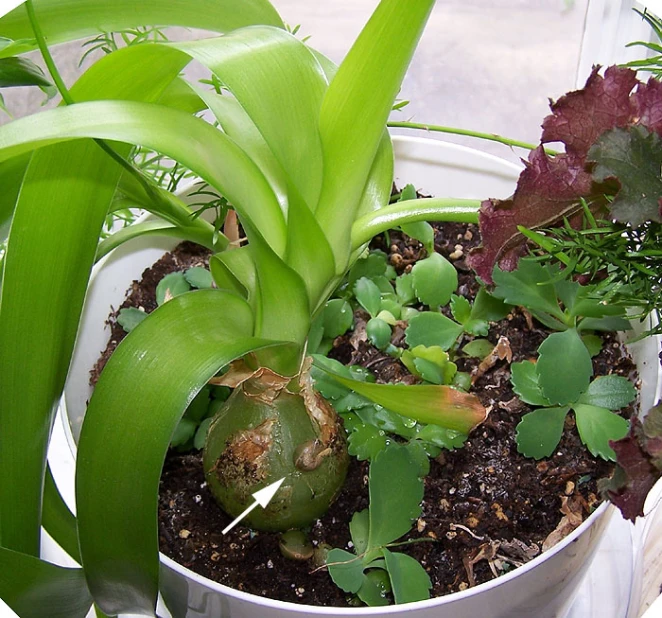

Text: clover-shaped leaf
xmin=462 ymin=339 xmax=495 ymax=360
xmin=348 ymin=423 xmax=388 ymax=461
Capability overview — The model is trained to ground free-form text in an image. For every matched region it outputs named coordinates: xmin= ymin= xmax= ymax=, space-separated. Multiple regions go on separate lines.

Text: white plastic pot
xmin=60 ymin=136 xmax=662 ymax=618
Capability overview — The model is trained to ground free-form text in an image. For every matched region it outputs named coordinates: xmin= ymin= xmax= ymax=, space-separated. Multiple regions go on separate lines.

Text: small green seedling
xmin=512 ymin=360 xmax=636 ymax=460
xmin=326 ymin=444 xmax=432 ymax=606
xmin=491 ymin=259 xmax=629 ymax=335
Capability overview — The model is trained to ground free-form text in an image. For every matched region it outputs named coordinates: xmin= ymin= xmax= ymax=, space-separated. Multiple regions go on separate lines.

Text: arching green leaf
xmin=0 ymin=0 xmax=284 ymax=50
xmin=76 ymin=289 xmax=284 ymax=615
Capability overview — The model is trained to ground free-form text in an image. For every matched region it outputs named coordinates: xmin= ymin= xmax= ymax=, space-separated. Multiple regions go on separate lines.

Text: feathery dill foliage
xmin=526 ymin=203 xmax=662 ymax=337
xmin=623 ymin=8 xmax=662 ymax=77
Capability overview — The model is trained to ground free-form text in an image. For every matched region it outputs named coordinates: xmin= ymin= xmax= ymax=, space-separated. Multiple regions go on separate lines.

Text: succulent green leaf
xmin=401 ymin=220 xmax=435 ymax=253
xmin=322 ymin=299 xmax=354 ymax=339
xmin=470 ymin=287 xmax=511 ymax=322
xmin=578 ymin=375 xmax=637 ymax=410
xmin=395 ymin=272 xmax=416 ymax=305
xmin=76 ymin=290 xmax=283 ymax=615
xmin=184 ymin=267 xmax=213 ymax=290
xmin=382 ymin=548 xmax=432 ymax=605
xmin=354 ymin=277 xmax=383 ymax=318
xmin=117 ymin=307 xmax=148 ymax=334
xmin=511 ymin=361 xmax=551 ymax=407
xmin=170 ymin=418 xmax=198 ymax=448
xmin=327 ymin=549 xmax=365 ymax=594
xmin=574 ymin=403 xmax=630 ymax=460
xmin=581 ymin=334 xmax=603 ymax=357
xmin=348 ymin=423 xmax=388 ymax=461
xmin=368 ymin=445 xmax=424 ymax=549
xmin=348 ymin=251 xmax=389 ymax=286
xmin=516 ymin=407 xmax=570 ymax=459
xmin=156 ymin=272 xmax=191 ymax=306
xmin=491 ymin=260 xmax=564 ymax=321
xmin=357 ymin=568 xmax=391 ymax=606
xmin=405 ymin=312 xmax=464 ymax=351
xmin=349 ymin=509 xmax=370 ymax=556
xmin=193 ymin=417 xmax=213 ymax=451
xmin=450 ymin=294 xmax=471 ymax=324
xmin=411 ymin=253 xmax=458 ymax=308
xmin=0 ymin=548 xmax=92 ymax=618
xmin=401 ymin=345 xmax=456 ymax=385
xmin=366 ymin=317 xmax=392 ymax=350
xmin=379 ymin=300 xmax=401 ymax=321
xmin=0 ymin=0 xmax=285 ymax=49
xmin=462 ymin=339 xmax=495 ymax=360
xmin=415 ymin=424 xmax=467 ymax=450
xmin=537 ymin=329 xmax=593 ymax=405
xmin=578 ymin=315 xmax=632 ymax=332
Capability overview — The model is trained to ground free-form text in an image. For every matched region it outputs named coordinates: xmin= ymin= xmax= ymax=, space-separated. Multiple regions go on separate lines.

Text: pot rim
xmin=62 ymin=134 xmax=650 ymax=614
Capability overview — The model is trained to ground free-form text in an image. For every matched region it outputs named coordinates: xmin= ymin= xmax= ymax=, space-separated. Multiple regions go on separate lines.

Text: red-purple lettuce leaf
xmin=468 ymin=66 xmax=662 ymax=284
xmin=606 ymin=403 xmax=662 ymax=521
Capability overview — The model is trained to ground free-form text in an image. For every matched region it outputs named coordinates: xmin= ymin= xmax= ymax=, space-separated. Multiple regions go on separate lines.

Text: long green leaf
xmin=0 ymin=547 xmax=92 ymax=618
xmin=76 ymin=290 xmax=283 ymax=615
xmin=0 ymin=0 xmax=284 ymax=49
xmin=316 ymin=0 xmax=435 ymax=267
xmin=0 ymin=151 xmax=30 ymax=242
xmin=351 ymin=198 xmax=481 ymax=249
xmin=0 ymin=140 xmax=122 ymax=556
xmin=43 ymin=465 xmax=80 ymax=565
xmin=174 ymin=27 xmax=327 ymax=210
xmin=315 ymin=362 xmax=487 ymax=434
xmin=0 ymin=100 xmax=287 ymax=255
xmin=190 ymin=85 xmax=288 ymax=212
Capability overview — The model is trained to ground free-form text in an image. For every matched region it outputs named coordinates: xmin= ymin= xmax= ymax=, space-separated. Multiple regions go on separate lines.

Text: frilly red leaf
xmin=607 ymin=404 xmax=662 ymax=521
xmin=469 ymin=65 xmax=662 ymax=283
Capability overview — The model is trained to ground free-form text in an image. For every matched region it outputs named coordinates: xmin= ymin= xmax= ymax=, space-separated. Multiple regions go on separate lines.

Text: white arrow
xmin=222 ymin=477 xmax=286 ymax=535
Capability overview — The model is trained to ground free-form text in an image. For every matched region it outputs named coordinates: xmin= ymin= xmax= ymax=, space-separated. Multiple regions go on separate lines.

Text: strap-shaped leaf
xmin=43 ymin=465 xmax=80 ymax=565
xmin=191 ymin=85 xmax=288 ymax=212
xmin=352 ymin=198 xmax=481 ymax=250
xmin=355 ymin=130 xmax=394 ymax=219
xmin=0 ymin=547 xmax=91 ymax=618
xmin=76 ymin=290 xmax=282 ymax=615
xmin=0 ymin=100 xmax=287 ymax=255
xmin=211 ymin=246 xmax=257 ymax=302
xmin=316 ymin=0 xmax=435 ymax=264
xmin=0 ymin=0 xmax=284 ymax=49
xmin=175 ymin=27 xmax=327 ymax=210
xmin=0 ymin=151 xmax=30 ymax=242
xmin=0 ymin=141 xmax=123 ymax=556
xmin=315 ymin=361 xmax=487 ymax=434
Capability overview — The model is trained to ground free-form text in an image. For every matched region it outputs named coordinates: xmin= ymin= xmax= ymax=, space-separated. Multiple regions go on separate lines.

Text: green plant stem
xmin=351 ymin=197 xmax=480 ymax=250
xmin=388 ymin=120 xmax=558 ymax=154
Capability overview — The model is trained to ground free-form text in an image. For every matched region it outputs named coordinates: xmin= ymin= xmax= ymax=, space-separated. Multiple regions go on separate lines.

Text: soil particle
xmin=95 ymin=224 xmax=637 ymax=607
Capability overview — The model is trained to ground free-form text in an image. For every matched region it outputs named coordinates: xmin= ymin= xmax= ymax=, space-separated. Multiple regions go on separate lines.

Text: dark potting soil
xmin=93 ymin=224 xmax=638 ymax=607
